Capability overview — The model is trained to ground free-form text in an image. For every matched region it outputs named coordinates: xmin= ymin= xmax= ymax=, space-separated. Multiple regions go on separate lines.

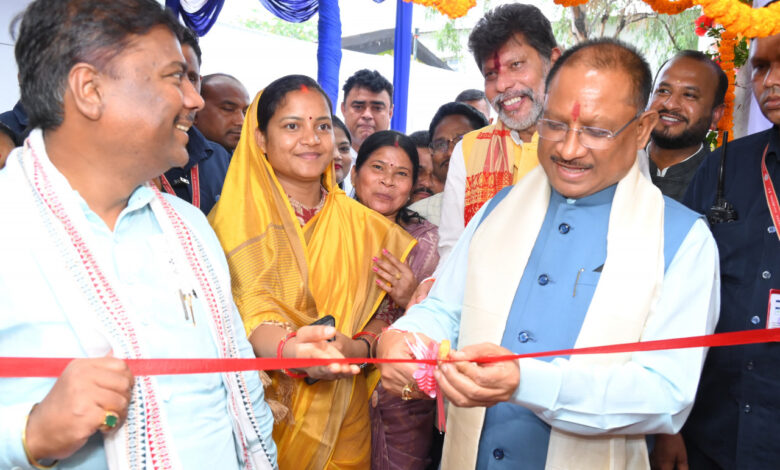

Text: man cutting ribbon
xmin=377 ymin=38 xmax=720 ymax=470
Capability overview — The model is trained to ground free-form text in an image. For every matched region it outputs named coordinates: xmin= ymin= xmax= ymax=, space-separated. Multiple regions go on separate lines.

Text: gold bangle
xmin=22 ymin=404 xmax=59 ymax=469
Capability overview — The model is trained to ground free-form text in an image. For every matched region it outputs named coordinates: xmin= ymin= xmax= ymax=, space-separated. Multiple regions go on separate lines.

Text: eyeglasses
xmin=537 ymin=113 xmax=641 ymax=150
xmin=429 ymin=134 xmax=465 ymax=155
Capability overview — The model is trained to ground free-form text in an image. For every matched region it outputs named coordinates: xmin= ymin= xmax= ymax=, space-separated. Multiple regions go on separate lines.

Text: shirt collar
xmin=183 ymin=126 xmax=212 ymax=169
xmin=13 ymin=101 xmax=28 ymax=127
xmin=29 ymin=129 xmax=155 ymax=229
xmin=647 ymin=143 xmax=705 ymax=177
xmin=551 ymin=183 xmax=617 ymax=207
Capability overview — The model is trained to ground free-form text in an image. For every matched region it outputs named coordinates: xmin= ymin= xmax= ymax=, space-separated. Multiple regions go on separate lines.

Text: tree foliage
xmin=552 ymin=1 xmax=701 ymax=70
xmin=240 ymin=9 xmax=319 ymax=42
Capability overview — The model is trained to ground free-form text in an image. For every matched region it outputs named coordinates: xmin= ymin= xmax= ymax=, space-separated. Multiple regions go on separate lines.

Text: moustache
xmin=176 ymin=113 xmax=196 ymax=127
xmin=413 ymin=186 xmax=434 ymax=196
xmin=549 ymin=154 xmax=593 ymax=170
xmin=491 ymin=88 xmax=536 ymax=110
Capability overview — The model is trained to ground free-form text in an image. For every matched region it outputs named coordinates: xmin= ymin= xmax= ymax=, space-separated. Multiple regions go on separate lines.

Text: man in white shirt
xmin=0 ymin=1 xmax=276 ymax=468
xmin=378 ymin=38 xmax=719 ymax=470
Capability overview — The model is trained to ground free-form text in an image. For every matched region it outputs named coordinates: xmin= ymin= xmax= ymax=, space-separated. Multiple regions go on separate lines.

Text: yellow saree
xmin=209 ymin=93 xmax=416 ymax=470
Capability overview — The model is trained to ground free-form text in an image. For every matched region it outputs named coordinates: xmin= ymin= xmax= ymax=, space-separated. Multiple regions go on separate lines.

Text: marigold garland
xmin=406 ymin=0 xmax=476 ymax=19
xmin=553 ymin=0 xmax=590 ymax=7
xmin=643 ymin=0 xmax=694 ymax=15
xmin=553 ymin=0 xmax=780 ymax=38
xmin=696 ymin=0 xmax=780 ymax=37
xmin=715 ymin=31 xmax=739 ymax=144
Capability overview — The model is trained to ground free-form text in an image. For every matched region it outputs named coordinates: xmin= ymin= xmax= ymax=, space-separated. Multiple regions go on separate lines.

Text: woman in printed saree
xmin=209 ymin=75 xmax=416 ymax=470
xmin=350 ymin=130 xmax=441 ymax=470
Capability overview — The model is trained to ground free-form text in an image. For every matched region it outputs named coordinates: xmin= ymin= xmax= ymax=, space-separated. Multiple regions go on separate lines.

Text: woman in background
xmin=332 ymin=115 xmax=353 ymax=190
xmin=351 ymin=130 xmax=440 ymax=470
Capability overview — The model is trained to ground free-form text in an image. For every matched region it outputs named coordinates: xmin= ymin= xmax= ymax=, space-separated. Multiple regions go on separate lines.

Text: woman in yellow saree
xmin=209 ymin=75 xmax=416 ymax=470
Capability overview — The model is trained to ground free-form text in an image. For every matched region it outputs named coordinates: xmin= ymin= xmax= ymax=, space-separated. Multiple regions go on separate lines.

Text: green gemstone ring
xmin=103 ymin=411 xmax=119 ymax=429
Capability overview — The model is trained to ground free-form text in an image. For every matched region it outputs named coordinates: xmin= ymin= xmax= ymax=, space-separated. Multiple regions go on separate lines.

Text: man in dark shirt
xmin=196 ymin=73 xmax=250 ymax=154
xmin=0 ymin=101 xmax=29 ymax=166
xmin=650 ymin=28 xmax=780 ymax=470
xmin=160 ymin=25 xmax=231 ymax=215
xmin=646 ymin=50 xmax=726 ymax=202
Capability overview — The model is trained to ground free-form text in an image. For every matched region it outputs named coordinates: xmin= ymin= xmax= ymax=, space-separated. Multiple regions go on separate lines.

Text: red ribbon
xmin=2 ymin=329 xmax=779 ymax=378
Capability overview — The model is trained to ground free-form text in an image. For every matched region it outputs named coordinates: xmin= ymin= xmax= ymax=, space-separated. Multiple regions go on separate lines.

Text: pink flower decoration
xmin=405 ymin=335 xmax=439 ymax=398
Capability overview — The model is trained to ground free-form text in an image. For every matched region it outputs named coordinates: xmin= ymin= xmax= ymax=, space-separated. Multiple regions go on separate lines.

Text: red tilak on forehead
xmin=492 ymin=52 xmax=501 ymax=71
xmin=571 ymin=102 xmax=580 ymax=121
xmin=300 ymin=84 xmax=309 ymax=93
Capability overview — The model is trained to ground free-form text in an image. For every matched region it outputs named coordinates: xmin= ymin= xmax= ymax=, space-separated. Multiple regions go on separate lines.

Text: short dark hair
xmin=545 ymin=37 xmax=653 ymax=111
xmin=657 ymin=50 xmax=727 ymax=108
xmin=332 ymin=115 xmax=351 ymax=144
xmin=408 ymin=130 xmax=430 ymax=148
xmin=175 ymin=23 xmax=201 ymax=66
xmin=468 ymin=4 xmax=557 ymax=71
xmin=455 ymin=89 xmax=486 ymax=103
xmin=428 ymin=102 xmax=489 ymax=139
xmin=257 ymin=75 xmax=332 ymax=134
xmin=15 ymin=0 xmax=179 ymax=130
xmin=342 ymin=69 xmax=393 ymax=104
xmin=354 ymin=130 xmax=420 ymax=224
xmin=203 ymin=73 xmax=242 ymax=86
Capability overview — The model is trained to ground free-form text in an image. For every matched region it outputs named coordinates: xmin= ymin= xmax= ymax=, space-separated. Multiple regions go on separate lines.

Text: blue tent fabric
xmin=390 ymin=0 xmax=412 ymax=133
xmin=166 ymin=0 xmax=225 ymax=36
xmin=164 ymin=0 xmax=411 ymax=129
xmin=317 ymin=0 xmax=342 ymax=106
xmin=258 ymin=0 xmax=319 ymax=22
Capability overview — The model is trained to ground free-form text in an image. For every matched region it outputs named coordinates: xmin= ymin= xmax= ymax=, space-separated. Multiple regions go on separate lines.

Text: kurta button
xmin=558 ymin=223 xmax=570 ymax=234
xmin=493 ymin=448 xmax=504 ymax=460
xmin=538 ymin=274 xmax=549 ymax=285
xmin=744 ymin=403 xmax=752 ymax=413
xmin=762 ymin=270 xmax=772 ymax=279
xmin=751 ymin=315 xmax=761 ymax=325
xmin=769 ymin=226 xmax=777 ymax=234
xmin=518 ymin=331 xmax=531 ymax=343
xmin=746 ymin=361 xmax=754 ymax=370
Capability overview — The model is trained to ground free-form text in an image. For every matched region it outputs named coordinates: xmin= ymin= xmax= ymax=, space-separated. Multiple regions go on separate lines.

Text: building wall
xmin=0 ymin=0 xmax=30 ymax=112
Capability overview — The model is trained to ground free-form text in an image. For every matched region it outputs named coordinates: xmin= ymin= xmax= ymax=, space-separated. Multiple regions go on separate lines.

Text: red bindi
xmin=571 ymin=102 xmax=580 ymax=122
xmin=492 ymin=52 xmax=501 ymax=72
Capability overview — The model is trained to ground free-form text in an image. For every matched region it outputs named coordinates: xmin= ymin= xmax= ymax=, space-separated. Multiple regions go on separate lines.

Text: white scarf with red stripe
xmin=13 ymin=129 xmax=274 ymax=470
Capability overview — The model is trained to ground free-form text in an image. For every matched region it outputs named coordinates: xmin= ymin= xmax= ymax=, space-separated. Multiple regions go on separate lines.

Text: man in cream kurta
xmin=436 ymin=4 xmax=560 ymax=263
xmin=377 ymin=39 xmax=719 ymax=470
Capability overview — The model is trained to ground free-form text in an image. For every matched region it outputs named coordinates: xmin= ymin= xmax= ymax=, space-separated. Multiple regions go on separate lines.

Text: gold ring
xmin=102 ymin=410 xmax=119 ymax=430
xmin=401 ymin=383 xmax=415 ymax=401
xmin=395 ymin=272 xmax=402 ymax=280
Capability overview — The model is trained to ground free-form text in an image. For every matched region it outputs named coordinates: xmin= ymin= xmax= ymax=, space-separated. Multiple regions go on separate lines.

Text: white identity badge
xmin=766 ymin=289 xmax=780 ymax=329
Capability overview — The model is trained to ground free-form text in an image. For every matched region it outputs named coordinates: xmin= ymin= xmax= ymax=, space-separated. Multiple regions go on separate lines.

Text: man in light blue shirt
xmin=377 ymin=38 xmax=719 ymax=469
xmin=0 ymin=0 xmax=276 ymax=468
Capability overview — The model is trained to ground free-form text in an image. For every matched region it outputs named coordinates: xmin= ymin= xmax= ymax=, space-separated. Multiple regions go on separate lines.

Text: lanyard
xmin=762 ymin=143 xmax=780 ymax=242
xmin=160 ymin=165 xmax=200 ymax=209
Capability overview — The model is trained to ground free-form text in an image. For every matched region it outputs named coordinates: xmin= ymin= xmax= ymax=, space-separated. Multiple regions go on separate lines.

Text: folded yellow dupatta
xmin=209 ymin=92 xmax=415 ymax=469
